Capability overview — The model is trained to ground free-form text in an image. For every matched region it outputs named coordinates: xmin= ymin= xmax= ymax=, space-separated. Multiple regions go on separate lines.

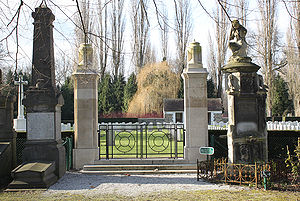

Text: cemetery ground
xmin=1 ymin=173 xmax=300 ymax=201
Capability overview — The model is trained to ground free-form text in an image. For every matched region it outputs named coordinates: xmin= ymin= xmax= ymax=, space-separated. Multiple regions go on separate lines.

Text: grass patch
xmin=1 ymin=189 xmax=299 ymax=201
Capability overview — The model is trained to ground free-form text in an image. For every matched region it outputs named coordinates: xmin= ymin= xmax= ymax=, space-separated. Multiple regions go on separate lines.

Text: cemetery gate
xmin=98 ymin=123 xmax=185 ymax=159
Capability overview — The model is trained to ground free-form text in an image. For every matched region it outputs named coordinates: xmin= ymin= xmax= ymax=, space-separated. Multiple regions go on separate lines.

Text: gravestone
xmin=223 ymin=20 xmax=267 ymax=164
xmin=0 ymin=70 xmax=17 ymax=185
xmin=182 ymin=41 xmax=208 ymax=162
xmin=73 ymin=43 xmax=99 ymax=169
xmin=15 ymin=6 xmax=65 ymax=183
xmin=13 ymin=73 xmax=28 ymax=132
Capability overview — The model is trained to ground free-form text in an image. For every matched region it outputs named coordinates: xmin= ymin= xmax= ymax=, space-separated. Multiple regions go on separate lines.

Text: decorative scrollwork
xmin=148 ymin=131 xmax=170 ymax=153
xmin=114 ymin=131 xmax=135 ymax=153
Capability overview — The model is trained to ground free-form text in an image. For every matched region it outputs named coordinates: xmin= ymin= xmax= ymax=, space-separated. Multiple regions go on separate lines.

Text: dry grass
xmin=1 ymin=189 xmax=299 ymax=201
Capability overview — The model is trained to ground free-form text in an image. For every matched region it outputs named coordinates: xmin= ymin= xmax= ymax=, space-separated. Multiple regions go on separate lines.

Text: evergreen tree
xmin=111 ymin=74 xmax=126 ymax=113
xmin=61 ymin=77 xmax=74 ymax=120
xmin=272 ymin=75 xmax=294 ymax=116
xmin=98 ymin=74 xmax=114 ymax=115
xmin=177 ymin=77 xmax=184 ymax=99
xmin=207 ymin=78 xmax=217 ymax=98
xmin=123 ymin=73 xmax=137 ymax=112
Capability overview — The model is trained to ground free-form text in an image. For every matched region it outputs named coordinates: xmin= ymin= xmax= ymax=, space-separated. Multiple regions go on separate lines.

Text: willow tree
xmin=127 ymin=61 xmax=180 ymax=116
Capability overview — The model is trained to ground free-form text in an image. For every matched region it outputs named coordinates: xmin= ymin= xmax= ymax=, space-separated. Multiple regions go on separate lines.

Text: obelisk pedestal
xmin=182 ymin=41 xmax=208 ymax=162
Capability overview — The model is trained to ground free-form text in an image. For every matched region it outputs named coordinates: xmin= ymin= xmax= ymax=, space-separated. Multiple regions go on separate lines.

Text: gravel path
xmin=45 ymin=172 xmax=249 ymax=197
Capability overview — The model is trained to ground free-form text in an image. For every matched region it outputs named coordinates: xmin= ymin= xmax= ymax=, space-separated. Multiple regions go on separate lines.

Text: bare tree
xmin=95 ymin=0 xmax=109 ymax=80
xmin=283 ymin=1 xmax=300 ymax=115
xmin=207 ymin=32 xmax=217 ymax=85
xmin=173 ymin=0 xmax=192 ymax=73
xmin=234 ymin=0 xmax=248 ymax=27
xmin=131 ymin=0 xmax=150 ymax=72
xmin=159 ymin=2 xmax=169 ymax=61
xmin=214 ymin=1 xmax=230 ymax=98
xmin=255 ymin=0 xmax=281 ymax=116
xmin=110 ymin=0 xmax=125 ymax=77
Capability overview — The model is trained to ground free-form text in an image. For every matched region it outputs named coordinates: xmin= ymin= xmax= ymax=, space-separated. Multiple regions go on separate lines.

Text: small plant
xmin=285 ymin=138 xmax=300 ymax=184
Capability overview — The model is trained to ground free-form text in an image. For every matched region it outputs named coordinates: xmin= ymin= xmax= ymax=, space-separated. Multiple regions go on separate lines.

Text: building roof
xmin=163 ymin=98 xmax=223 ymax=112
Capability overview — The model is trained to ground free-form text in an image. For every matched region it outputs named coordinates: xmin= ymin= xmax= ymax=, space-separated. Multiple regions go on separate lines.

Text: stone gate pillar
xmin=73 ymin=43 xmax=99 ymax=169
xmin=182 ymin=41 xmax=208 ymax=162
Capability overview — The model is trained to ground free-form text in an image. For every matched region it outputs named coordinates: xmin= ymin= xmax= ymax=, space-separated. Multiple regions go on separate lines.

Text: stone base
xmin=73 ymin=148 xmax=99 ymax=170
xmin=13 ymin=118 xmax=26 ymax=132
xmin=22 ymin=140 xmax=65 ymax=178
xmin=8 ymin=162 xmax=57 ymax=189
xmin=184 ymin=147 xmax=207 ymax=163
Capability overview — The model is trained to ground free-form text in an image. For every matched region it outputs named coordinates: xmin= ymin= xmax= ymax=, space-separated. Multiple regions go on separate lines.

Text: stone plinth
xmin=23 ymin=89 xmax=65 ymax=178
xmin=182 ymin=41 xmax=208 ymax=162
xmin=73 ymin=43 xmax=99 ymax=169
xmin=9 ymin=162 xmax=57 ymax=189
xmin=224 ymin=60 xmax=267 ymax=164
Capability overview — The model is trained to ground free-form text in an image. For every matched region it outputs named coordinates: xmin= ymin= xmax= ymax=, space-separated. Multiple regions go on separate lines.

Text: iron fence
xmin=197 ymin=158 xmax=270 ymax=188
xmin=98 ymin=123 xmax=185 ymax=159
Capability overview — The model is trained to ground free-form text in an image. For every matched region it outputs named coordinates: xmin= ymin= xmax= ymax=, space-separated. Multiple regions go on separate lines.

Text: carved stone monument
xmin=73 ymin=43 xmax=99 ymax=169
xmin=11 ymin=6 xmax=65 ymax=186
xmin=13 ymin=73 xmax=28 ymax=132
xmin=0 ymin=70 xmax=17 ymax=185
xmin=182 ymin=41 xmax=208 ymax=162
xmin=223 ymin=20 xmax=268 ymax=164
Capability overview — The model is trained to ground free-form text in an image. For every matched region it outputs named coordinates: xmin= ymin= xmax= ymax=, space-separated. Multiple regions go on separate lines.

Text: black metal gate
xmin=98 ymin=123 xmax=185 ymax=159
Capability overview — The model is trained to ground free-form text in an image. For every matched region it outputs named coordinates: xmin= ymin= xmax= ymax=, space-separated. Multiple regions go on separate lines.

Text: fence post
xmin=255 ymin=162 xmax=258 ymax=188
xmin=224 ymin=163 xmax=227 ymax=183
xmin=105 ymin=124 xmax=109 ymax=159
xmin=175 ymin=123 xmax=178 ymax=158
xmin=197 ymin=159 xmax=199 ymax=181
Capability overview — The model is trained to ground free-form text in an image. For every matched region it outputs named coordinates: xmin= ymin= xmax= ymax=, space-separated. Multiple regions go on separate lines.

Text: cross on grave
xmin=14 ymin=73 xmax=28 ymax=119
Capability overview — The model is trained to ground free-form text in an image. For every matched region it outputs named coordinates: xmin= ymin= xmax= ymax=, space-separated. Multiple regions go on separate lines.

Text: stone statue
xmin=228 ymin=74 xmax=236 ymax=92
xmin=229 ymin=20 xmax=247 ymax=57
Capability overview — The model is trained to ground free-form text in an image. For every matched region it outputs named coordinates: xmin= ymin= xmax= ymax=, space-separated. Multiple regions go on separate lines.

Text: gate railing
xmin=98 ymin=122 xmax=185 ymax=159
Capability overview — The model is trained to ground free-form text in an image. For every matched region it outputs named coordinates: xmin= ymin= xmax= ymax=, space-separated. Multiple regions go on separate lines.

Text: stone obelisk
xmin=182 ymin=41 xmax=208 ymax=162
xmin=223 ymin=20 xmax=267 ymax=164
xmin=21 ymin=6 xmax=65 ymax=178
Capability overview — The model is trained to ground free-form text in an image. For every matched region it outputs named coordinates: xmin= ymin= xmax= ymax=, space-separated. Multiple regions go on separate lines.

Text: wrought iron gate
xmin=98 ymin=123 xmax=185 ymax=159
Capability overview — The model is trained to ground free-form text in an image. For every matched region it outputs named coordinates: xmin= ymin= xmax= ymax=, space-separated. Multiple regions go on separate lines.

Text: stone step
xmin=81 ymin=169 xmax=197 ymax=175
xmin=83 ymin=164 xmax=197 ymax=172
xmin=94 ymin=159 xmax=192 ymax=165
